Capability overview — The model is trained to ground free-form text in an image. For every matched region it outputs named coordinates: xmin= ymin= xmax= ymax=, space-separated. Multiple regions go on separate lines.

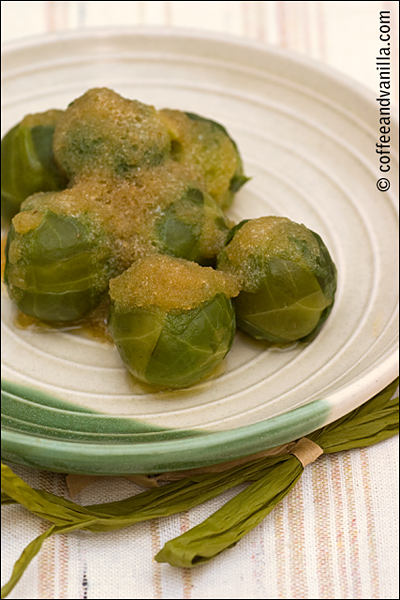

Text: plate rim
xmin=1 ymin=26 xmax=399 ymax=475
xmin=2 ymin=24 xmax=398 ymax=119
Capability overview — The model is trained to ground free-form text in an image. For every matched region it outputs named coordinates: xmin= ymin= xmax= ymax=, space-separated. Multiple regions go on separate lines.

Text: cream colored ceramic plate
xmin=1 ymin=28 xmax=398 ymax=474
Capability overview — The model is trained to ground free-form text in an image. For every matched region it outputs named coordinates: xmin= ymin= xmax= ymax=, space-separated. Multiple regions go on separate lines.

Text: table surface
xmin=1 ymin=2 xmax=399 ymax=599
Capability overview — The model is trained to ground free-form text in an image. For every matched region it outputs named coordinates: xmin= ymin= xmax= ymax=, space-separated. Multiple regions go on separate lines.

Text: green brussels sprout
xmin=4 ymin=197 xmax=118 ymax=322
xmin=160 ymin=109 xmax=249 ymax=209
xmin=1 ymin=110 xmax=67 ymax=221
xmin=53 ymin=88 xmax=172 ymax=181
xmin=153 ymin=183 xmax=231 ymax=265
xmin=217 ymin=216 xmax=337 ymax=344
xmin=108 ymin=255 xmax=239 ymax=388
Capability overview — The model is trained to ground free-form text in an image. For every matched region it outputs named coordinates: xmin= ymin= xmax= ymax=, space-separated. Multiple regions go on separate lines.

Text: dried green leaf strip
xmin=1 ymin=380 xmax=398 ymax=596
xmin=1 ymin=492 xmax=16 ymax=506
xmin=309 ymin=378 xmax=399 ymax=453
xmin=1 ymin=520 xmax=96 ymax=599
xmin=156 ymin=381 xmax=399 ymax=568
xmin=155 ymin=456 xmax=302 ymax=567
xmin=1 ymin=463 xmax=93 ymax=525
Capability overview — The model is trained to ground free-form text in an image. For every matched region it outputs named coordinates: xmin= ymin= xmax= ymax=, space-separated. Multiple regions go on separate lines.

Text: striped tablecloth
xmin=1 ymin=3 xmax=399 ymax=599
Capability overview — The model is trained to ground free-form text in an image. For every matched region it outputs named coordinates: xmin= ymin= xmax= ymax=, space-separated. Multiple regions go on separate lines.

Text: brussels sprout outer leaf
xmin=30 ymin=126 xmax=67 ymax=188
xmin=108 ymin=306 xmax=167 ymax=380
xmin=224 ymin=219 xmax=250 ymax=246
xmin=13 ymin=289 xmax=104 ymax=323
xmin=234 ymin=258 xmax=333 ymax=343
xmin=145 ymin=294 xmax=235 ymax=387
xmin=1 ymin=125 xmax=64 ymax=221
xmin=155 ymin=202 xmax=203 ymax=263
xmin=229 ymin=174 xmax=251 ymax=194
xmin=4 ymin=211 xmax=116 ymax=322
xmin=155 ymin=188 xmax=229 ymax=265
xmin=184 ymin=112 xmax=230 ymax=135
xmin=309 ymin=230 xmax=337 ymax=302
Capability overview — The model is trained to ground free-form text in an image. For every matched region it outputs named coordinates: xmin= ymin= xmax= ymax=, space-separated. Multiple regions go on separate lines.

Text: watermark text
xmin=376 ymin=10 xmax=392 ymax=191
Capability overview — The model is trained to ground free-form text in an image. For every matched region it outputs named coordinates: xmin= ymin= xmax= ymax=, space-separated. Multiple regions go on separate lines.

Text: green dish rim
xmin=1 ymin=397 xmax=329 ymax=475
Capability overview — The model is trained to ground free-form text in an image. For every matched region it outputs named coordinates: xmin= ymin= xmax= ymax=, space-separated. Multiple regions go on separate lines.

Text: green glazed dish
xmin=1 ymin=29 xmax=398 ymax=475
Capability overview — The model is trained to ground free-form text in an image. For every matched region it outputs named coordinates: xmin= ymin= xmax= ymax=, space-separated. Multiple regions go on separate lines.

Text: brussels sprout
xmin=153 ymin=183 xmax=231 ymax=265
xmin=160 ymin=109 xmax=248 ymax=209
xmin=4 ymin=198 xmax=118 ymax=322
xmin=1 ymin=110 xmax=67 ymax=221
xmin=217 ymin=216 xmax=337 ymax=344
xmin=53 ymin=88 xmax=171 ymax=181
xmin=108 ymin=255 xmax=239 ymax=388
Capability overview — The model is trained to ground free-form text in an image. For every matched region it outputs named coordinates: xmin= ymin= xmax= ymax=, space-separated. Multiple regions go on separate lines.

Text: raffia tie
xmin=288 ymin=437 xmax=324 ymax=467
